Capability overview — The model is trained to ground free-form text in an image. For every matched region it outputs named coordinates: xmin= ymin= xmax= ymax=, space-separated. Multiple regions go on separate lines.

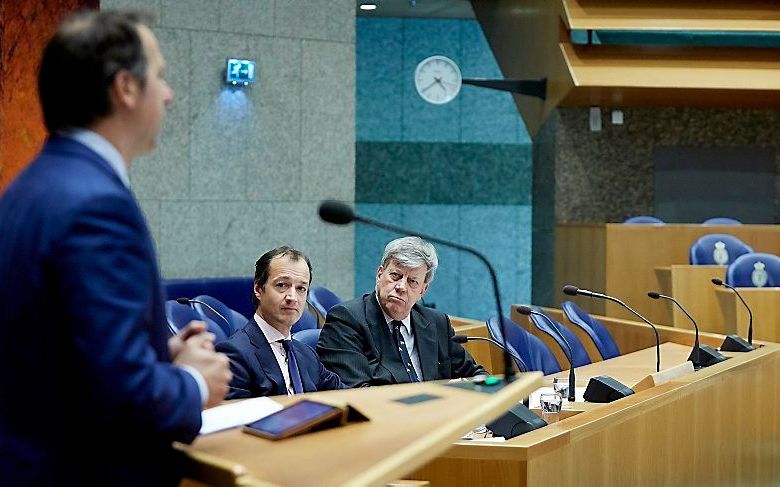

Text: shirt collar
xmin=255 ymin=313 xmax=291 ymax=342
xmin=60 ymin=129 xmax=130 ymax=188
xmin=375 ymin=292 xmax=411 ymax=333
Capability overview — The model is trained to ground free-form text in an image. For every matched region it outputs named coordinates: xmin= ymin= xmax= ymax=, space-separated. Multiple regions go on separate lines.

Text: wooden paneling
xmin=715 ymin=287 xmax=780 ymax=342
xmin=654 ymin=265 xmax=729 ymax=334
xmin=562 ymin=0 xmax=780 ymax=31
xmin=554 ymin=223 xmax=606 ymax=315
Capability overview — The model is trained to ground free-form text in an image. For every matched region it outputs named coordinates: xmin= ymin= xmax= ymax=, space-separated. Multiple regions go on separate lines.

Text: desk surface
xmin=177 ymin=373 xmax=541 ymax=487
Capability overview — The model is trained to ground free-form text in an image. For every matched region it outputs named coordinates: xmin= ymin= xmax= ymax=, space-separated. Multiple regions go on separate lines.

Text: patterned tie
xmin=391 ymin=320 xmax=420 ymax=382
xmin=281 ymin=339 xmax=304 ymax=394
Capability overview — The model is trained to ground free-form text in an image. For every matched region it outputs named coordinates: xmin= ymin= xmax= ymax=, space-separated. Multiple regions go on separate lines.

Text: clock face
xmin=414 ymin=55 xmax=462 ymax=105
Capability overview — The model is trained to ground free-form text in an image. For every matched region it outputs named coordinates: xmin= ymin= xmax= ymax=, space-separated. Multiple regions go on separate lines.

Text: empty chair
xmin=164 ymin=300 xmax=226 ymax=342
xmin=291 ymin=308 xmax=318 ymax=333
xmin=192 ymin=295 xmax=246 ymax=337
xmin=623 ymin=215 xmax=664 ymax=224
xmin=292 ymin=328 xmax=321 ymax=349
xmin=308 ymin=285 xmax=343 ymax=320
xmin=527 ymin=308 xmax=591 ymax=369
xmin=486 ymin=315 xmax=560 ymax=375
xmin=726 ymin=252 xmax=780 ymax=288
xmin=561 ymin=301 xmax=621 ymax=361
xmin=702 ymin=217 xmax=742 ymax=225
xmin=689 ymin=233 xmax=753 ymax=266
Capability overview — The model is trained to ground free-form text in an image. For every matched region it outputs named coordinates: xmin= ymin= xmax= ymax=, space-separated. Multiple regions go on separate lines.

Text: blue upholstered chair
xmin=561 ymin=301 xmax=621 ymax=361
xmin=162 ymin=277 xmax=255 ymax=319
xmin=689 ymin=234 xmax=753 ymax=266
xmin=528 ymin=308 xmax=591 ymax=368
xmin=308 ymin=285 xmax=342 ymax=319
xmin=486 ymin=315 xmax=560 ymax=375
xmin=726 ymin=252 xmax=780 ymax=288
xmin=291 ymin=308 xmax=318 ymax=333
xmin=623 ymin=216 xmax=664 ymax=224
xmin=702 ymin=217 xmax=742 ymax=225
xmin=192 ymin=295 xmax=246 ymax=337
xmin=164 ymin=300 xmax=226 ymax=342
xmin=292 ymin=328 xmax=321 ymax=350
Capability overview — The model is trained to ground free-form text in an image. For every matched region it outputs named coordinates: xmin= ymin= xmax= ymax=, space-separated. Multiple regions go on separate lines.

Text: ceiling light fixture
xmin=359 ymin=3 xmax=377 ymax=10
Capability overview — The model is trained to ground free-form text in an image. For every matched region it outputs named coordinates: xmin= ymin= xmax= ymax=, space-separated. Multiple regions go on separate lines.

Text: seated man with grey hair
xmin=317 ymin=236 xmax=486 ymax=387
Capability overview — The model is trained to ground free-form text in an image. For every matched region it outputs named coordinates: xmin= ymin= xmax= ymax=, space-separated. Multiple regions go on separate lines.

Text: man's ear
xmin=110 ymin=70 xmax=142 ymax=111
xmin=254 ymin=281 xmax=263 ymax=302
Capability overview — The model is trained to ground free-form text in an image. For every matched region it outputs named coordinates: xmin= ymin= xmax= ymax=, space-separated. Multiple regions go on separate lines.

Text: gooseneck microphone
xmin=452 ymin=334 xmax=528 ymax=372
xmin=515 ymin=305 xmax=575 ymax=401
xmin=711 ymin=278 xmax=756 ymax=352
xmin=563 ymin=284 xmax=660 ymax=372
xmin=176 ymin=297 xmax=232 ymax=335
xmin=647 ymin=292 xmax=727 ymax=368
xmin=319 ymin=200 xmax=516 ymax=383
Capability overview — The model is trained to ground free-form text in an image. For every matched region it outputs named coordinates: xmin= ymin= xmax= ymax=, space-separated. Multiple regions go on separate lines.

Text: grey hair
xmin=380 ymin=236 xmax=438 ymax=283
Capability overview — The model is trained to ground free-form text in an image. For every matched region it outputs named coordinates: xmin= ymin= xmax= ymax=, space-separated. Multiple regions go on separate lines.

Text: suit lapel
xmin=411 ymin=307 xmax=438 ymax=381
xmin=245 ymin=318 xmax=285 ymax=393
xmin=366 ymin=294 xmax=410 ymax=383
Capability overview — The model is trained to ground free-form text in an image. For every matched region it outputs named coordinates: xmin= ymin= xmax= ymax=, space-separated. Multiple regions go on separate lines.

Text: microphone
xmin=711 ymin=278 xmax=756 ymax=352
xmin=564 ymin=284 xmax=660 ymax=372
xmin=647 ymin=291 xmax=727 ymax=368
xmin=515 ymin=306 xmax=575 ymax=402
xmin=176 ymin=297 xmax=232 ymax=335
xmin=452 ymin=334 xmax=528 ymax=372
xmin=319 ymin=199 xmax=516 ymax=383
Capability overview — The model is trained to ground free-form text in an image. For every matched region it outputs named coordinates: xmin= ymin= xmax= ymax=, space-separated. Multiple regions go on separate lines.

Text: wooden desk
xmin=654 ymin=265 xmax=728 ymax=332
xmin=555 ymin=223 xmax=780 ymax=323
xmin=715 ymin=287 xmax=780 ymax=342
xmin=410 ymin=317 xmax=780 ymax=486
xmin=176 ymin=374 xmax=541 ymax=486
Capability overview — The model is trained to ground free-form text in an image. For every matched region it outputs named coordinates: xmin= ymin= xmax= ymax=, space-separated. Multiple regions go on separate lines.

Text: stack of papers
xmin=200 ymin=397 xmax=283 ymax=435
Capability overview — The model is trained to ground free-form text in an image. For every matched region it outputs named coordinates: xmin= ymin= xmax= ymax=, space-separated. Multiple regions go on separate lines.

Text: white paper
xmin=199 ymin=397 xmax=284 ymax=435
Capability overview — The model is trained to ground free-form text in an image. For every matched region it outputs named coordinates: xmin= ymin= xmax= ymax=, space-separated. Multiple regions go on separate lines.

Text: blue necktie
xmin=281 ymin=339 xmax=304 ymax=394
xmin=392 ymin=320 xmax=420 ymax=382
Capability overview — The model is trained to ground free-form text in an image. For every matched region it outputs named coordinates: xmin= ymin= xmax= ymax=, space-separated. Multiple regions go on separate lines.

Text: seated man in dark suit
xmin=317 ymin=236 xmax=486 ymax=387
xmin=217 ymin=246 xmax=345 ymax=398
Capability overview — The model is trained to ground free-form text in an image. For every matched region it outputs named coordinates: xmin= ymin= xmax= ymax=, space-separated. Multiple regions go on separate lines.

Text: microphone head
xmin=562 ymin=285 xmax=579 ymax=296
xmin=175 ymin=297 xmax=190 ymax=305
xmin=647 ymin=291 xmax=661 ymax=299
xmin=516 ymin=305 xmax=533 ymax=316
xmin=711 ymin=278 xmax=724 ymax=286
xmin=452 ymin=334 xmax=468 ymax=344
xmin=319 ymin=200 xmax=355 ymax=225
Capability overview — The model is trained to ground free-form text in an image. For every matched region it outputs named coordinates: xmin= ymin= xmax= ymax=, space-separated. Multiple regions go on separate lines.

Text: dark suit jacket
xmin=216 ymin=318 xmax=345 ymax=398
xmin=317 ymin=293 xmax=486 ymax=387
xmin=0 ymin=137 xmax=201 ymax=486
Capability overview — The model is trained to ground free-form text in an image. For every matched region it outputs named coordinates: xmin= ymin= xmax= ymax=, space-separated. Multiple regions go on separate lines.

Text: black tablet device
xmin=242 ymin=400 xmax=343 ymax=440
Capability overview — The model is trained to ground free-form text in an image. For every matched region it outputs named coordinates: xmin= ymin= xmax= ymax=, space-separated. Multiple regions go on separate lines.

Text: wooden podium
xmin=555 ymin=223 xmax=780 ymax=324
xmin=654 ymin=264 xmax=728 ymax=333
xmin=715 ymin=287 xmax=780 ymax=342
xmin=176 ymin=373 xmax=541 ymax=486
xmin=407 ymin=309 xmax=780 ymax=486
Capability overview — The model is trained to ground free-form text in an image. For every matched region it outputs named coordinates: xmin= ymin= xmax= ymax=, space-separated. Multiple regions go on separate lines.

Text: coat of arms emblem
xmin=751 ymin=261 xmax=768 ymax=287
xmin=712 ymin=241 xmax=729 ymax=265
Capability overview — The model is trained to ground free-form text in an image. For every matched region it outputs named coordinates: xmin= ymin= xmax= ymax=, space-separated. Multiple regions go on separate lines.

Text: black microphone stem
xmin=528 ymin=310 xmax=576 ymax=402
xmin=655 ymin=294 xmax=700 ymax=368
xmin=355 ymin=215 xmax=515 ymax=383
xmin=725 ymin=283 xmax=753 ymax=345
xmin=601 ymin=295 xmax=660 ymax=372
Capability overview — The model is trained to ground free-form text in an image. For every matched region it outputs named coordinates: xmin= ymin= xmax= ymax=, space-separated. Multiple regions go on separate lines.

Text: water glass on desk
xmin=540 ymin=393 xmax=562 ymax=423
xmin=553 ymin=377 xmax=569 ymax=399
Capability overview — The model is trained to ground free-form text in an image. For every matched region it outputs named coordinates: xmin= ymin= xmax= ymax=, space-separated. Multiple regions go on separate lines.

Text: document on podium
xmin=200 ymin=397 xmax=283 ymax=435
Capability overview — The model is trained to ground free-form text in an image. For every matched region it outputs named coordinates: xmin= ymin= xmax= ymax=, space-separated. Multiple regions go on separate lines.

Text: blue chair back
xmin=165 ymin=300 xmax=227 ymax=342
xmin=529 ymin=308 xmax=590 ymax=368
xmin=192 ymin=295 xmax=246 ymax=337
xmin=623 ymin=216 xmax=664 ymax=224
xmin=561 ymin=301 xmax=621 ymax=360
xmin=293 ymin=328 xmax=321 ymax=349
xmin=726 ymin=252 xmax=780 ymax=288
xmin=163 ymin=277 xmax=255 ymax=319
xmin=308 ymin=286 xmax=342 ymax=318
xmin=486 ymin=315 xmax=560 ymax=375
xmin=689 ymin=233 xmax=753 ymax=266
xmin=702 ymin=217 xmax=742 ymax=225
xmin=291 ymin=308 xmax=318 ymax=333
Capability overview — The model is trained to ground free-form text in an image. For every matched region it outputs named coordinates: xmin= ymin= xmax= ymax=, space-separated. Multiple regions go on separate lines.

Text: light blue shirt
xmin=62 ymin=129 xmax=209 ymax=406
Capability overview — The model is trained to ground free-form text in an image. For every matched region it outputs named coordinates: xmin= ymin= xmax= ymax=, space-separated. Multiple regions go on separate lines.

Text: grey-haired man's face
xmin=375 ymin=259 xmax=429 ymax=320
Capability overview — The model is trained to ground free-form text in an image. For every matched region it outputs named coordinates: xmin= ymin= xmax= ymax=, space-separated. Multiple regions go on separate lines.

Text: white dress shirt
xmin=376 ymin=294 xmax=423 ymax=381
xmin=255 ymin=314 xmax=296 ymax=395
